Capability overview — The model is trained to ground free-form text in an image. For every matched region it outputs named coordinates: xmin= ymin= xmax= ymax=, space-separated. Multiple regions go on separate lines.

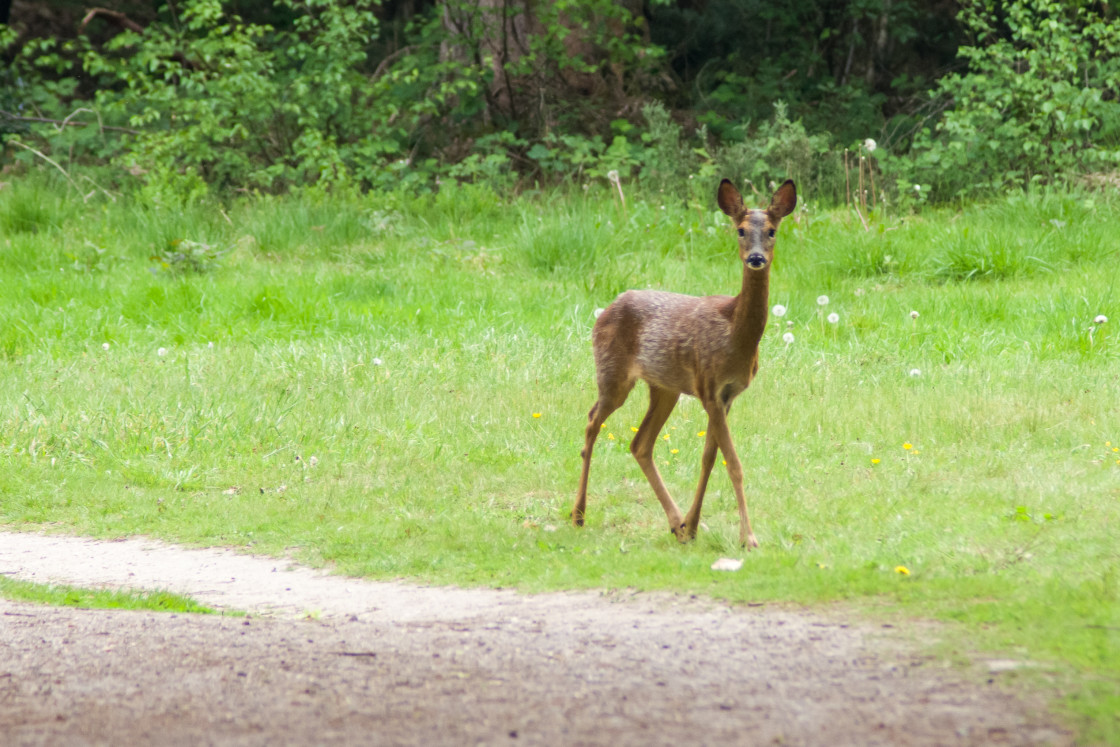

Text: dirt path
xmin=1 ymin=531 xmax=1070 ymax=746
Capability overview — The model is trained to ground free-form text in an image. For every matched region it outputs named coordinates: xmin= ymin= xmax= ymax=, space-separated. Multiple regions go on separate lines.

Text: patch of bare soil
xmin=1 ymin=532 xmax=1070 ymax=746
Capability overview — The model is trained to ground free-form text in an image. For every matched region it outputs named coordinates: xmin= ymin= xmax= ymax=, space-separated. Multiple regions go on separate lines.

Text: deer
xmin=572 ymin=178 xmax=797 ymax=548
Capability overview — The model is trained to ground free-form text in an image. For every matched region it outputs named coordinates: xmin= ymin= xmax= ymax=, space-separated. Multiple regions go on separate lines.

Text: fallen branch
xmin=0 ymin=110 xmax=140 ymax=136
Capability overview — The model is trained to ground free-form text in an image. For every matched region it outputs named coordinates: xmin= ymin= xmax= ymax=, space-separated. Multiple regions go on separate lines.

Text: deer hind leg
xmin=573 ymin=382 xmax=633 ymax=527
xmin=704 ymin=401 xmax=759 ymax=549
xmin=629 ymin=385 xmax=687 ymax=540
xmin=682 ymin=430 xmax=719 ymax=540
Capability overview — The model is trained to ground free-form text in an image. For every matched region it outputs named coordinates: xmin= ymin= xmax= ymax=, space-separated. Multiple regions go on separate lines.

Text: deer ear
xmin=717 ymin=179 xmax=744 ymax=218
xmin=768 ymin=180 xmax=797 ymax=219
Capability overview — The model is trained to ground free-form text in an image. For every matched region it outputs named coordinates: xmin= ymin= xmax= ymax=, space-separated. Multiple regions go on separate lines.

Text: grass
xmin=1 ymin=176 xmax=1119 ymax=740
xmin=0 ymin=576 xmax=218 ymax=614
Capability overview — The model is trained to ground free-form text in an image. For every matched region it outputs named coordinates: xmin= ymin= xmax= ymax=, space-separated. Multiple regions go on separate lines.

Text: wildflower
xmin=102 ymin=342 xmax=110 ymax=351
xmin=817 ymin=295 xmax=829 ymax=306
xmin=697 ymin=431 xmax=707 ymax=438
xmin=670 ymin=449 xmax=679 ymax=455
xmin=607 ymin=170 xmax=620 ymax=184
xmin=157 ymin=347 xmax=168 ymax=357
xmin=863 ymin=138 xmax=877 ymax=153
xmin=895 ymin=565 xmax=910 ymax=576
xmin=871 ymin=458 xmax=880 ymax=465
xmin=308 ymin=456 xmax=319 ymax=468
xmin=827 ymin=312 xmax=839 ymax=324
xmin=1094 ymin=315 xmax=1108 ymax=324
xmin=607 ymin=433 xmax=616 ymax=440
xmin=532 ymin=413 xmax=542 ymax=419
xmin=909 ymin=368 xmax=921 ymax=377
xmin=903 ymin=442 xmax=913 ymax=450
xmin=772 ymin=304 xmax=787 ymax=317
xmin=783 ymin=332 xmax=795 ymax=344
xmin=207 ymin=341 xmax=214 ymax=349
xmin=630 ymin=426 xmax=639 ymax=433
xmin=910 ymin=310 xmax=920 ymax=320
xmin=913 ymin=184 xmax=921 ymax=193
xmin=593 ymin=308 xmax=605 ymax=319
xmin=372 ymin=357 xmax=383 ymax=366
xmin=662 ymin=434 xmax=670 ymax=441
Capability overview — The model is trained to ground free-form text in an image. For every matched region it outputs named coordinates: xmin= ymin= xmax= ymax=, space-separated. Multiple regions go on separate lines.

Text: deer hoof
xmin=741 ymin=533 xmax=760 ymax=550
xmin=672 ymin=523 xmax=695 ymax=544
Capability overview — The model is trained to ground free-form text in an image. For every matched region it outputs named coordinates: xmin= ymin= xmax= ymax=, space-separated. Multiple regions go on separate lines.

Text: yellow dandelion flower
xmin=532 ymin=413 xmax=542 ymax=419
xmin=697 ymin=430 xmax=707 ymax=437
xmin=895 ymin=565 xmax=910 ymax=575
xmin=607 ymin=433 xmax=616 ymax=440
xmin=630 ymin=426 xmax=639 ymax=433
xmin=670 ymin=449 xmax=679 ymax=455
xmin=662 ymin=434 xmax=670 ymax=441
xmin=871 ymin=458 xmax=881 ymax=465
xmin=903 ymin=442 xmax=913 ymax=450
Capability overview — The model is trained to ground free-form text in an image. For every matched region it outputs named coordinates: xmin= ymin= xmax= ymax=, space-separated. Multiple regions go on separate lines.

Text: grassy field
xmin=1 ymin=176 xmax=1118 ymax=740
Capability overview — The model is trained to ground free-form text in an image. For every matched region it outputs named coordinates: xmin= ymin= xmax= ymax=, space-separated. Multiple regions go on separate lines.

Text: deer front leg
xmin=631 ymin=386 xmax=687 ymax=540
xmin=682 ymin=430 xmax=719 ymax=539
xmin=705 ymin=404 xmax=759 ymax=549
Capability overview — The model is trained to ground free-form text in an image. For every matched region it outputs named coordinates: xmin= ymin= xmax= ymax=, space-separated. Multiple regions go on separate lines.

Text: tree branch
xmin=80 ymin=8 xmax=146 ymax=35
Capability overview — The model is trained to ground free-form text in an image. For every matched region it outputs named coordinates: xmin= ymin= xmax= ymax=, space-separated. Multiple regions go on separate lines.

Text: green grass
xmin=1 ymin=176 xmax=1119 ymax=740
xmin=0 ymin=576 xmax=218 ymax=614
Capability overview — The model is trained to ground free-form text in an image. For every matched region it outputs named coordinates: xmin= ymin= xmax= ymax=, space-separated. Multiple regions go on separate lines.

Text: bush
xmin=909 ymin=0 xmax=1120 ymax=196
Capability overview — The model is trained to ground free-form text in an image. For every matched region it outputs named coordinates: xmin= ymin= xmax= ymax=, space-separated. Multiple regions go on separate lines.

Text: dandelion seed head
xmin=863 ymin=138 xmax=877 ymax=153
xmin=782 ymin=332 xmax=795 ymax=344
xmin=1094 ymin=314 xmax=1108 ymax=324
xmin=607 ymin=170 xmax=620 ymax=183
xmin=157 ymin=347 xmax=167 ymax=357
xmin=827 ymin=312 xmax=839 ymax=324
xmin=910 ymin=310 xmax=920 ymax=320
xmin=772 ymin=304 xmax=787 ymax=318
xmin=909 ymin=368 xmax=921 ymax=377
xmin=817 ymin=295 xmax=829 ymax=306
xmin=102 ymin=342 xmax=110 ymax=351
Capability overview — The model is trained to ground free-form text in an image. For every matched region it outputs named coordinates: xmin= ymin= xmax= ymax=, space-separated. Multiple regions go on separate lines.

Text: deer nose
xmin=746 ymin=253 xmax=767 ymax=269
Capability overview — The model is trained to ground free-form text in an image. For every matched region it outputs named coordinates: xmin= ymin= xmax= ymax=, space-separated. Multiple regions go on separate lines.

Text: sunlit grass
xmin=0 ymin=576 xmax=220 ymax=614
xmin=1 ymin=175 xmax=1118 ymax=739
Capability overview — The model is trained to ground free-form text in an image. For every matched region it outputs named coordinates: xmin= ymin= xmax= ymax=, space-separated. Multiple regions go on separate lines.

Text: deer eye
xmin=737 ymin=228 xmax=746 ymax=238
xmin=768 ymin=229 xmax=775 ymax=238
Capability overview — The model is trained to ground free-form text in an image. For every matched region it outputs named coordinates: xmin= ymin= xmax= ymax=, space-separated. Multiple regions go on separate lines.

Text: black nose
xmin=746 ymin=254 xmax=767 ymax=269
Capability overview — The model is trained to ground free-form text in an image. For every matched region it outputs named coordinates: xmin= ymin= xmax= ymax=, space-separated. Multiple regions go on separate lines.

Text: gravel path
xmin=0 ymin=531 xmax=1071 ymax=745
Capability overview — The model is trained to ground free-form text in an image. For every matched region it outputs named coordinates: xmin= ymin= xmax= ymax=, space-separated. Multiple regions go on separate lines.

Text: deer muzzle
xmin=745 ymin=253 xmax=767 ymax=269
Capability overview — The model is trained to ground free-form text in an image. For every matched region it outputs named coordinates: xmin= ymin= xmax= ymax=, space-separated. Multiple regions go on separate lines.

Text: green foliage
xmin=911 ymin=0 xmax=1120 ymax=195
xmin=150 ymin=239 xmax=227 ymax=276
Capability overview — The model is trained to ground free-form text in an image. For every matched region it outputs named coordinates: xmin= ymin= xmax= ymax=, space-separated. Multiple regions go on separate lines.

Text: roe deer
xmin=572 ymin=178 xmax=797 ymax=548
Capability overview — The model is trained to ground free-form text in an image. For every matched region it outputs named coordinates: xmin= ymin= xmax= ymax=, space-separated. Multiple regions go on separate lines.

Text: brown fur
xmin=572 ymin=179 xmax=797 ymax=547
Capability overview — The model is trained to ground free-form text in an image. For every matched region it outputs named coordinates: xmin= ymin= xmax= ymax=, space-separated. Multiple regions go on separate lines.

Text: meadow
xmin=1 ymin=176 xmax=1118 ymax=740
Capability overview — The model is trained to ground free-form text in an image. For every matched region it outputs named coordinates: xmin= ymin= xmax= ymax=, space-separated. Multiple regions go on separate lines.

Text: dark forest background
xmin=2 ymin=0 xmax=1119 ymax=202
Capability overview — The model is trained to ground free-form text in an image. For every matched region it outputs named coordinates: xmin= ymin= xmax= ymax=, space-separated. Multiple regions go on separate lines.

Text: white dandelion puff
xmin=772 ymin=304 xmax=787 ymax=318
xmin=1094 ymin=314 xmax=1108 ymax=324
xmin=910 ymin=310 xmax=920 ymax=320
xmin=909 ymin=368 xmax=921 ymax=377
xmin=782 ymin=332 xmax=795 ymax=344
xmin=827 ymin=312 xmax=839 ymax=324
xmin=157 ymin=347 xmax=168 ymax=357
xmin=102 ymin=342 xmax=110 ymax=351
xmin=817 ymin=295 xmax=829 ymax=306
xmin=863 ymin=138 xmax=877 ymax=153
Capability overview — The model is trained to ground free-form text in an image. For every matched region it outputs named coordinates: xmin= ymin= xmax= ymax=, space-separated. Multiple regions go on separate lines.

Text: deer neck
xmin=731 ymin=268 xmax=770 ymax=353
